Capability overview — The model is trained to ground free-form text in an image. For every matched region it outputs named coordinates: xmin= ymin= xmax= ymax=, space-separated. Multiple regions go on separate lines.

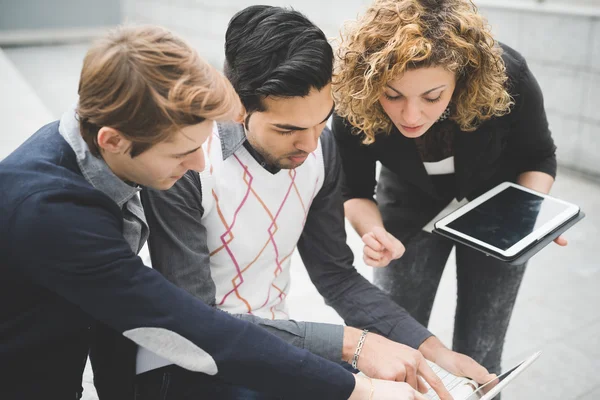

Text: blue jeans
xmin=135 ymin=365 xmax=281 ymax=400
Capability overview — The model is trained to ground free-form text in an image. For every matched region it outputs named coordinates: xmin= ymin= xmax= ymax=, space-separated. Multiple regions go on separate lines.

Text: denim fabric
xmin=135 ymin=365 xmax=282 ymax=400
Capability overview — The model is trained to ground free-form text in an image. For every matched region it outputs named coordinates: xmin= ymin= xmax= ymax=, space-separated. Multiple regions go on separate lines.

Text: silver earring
xmin=437 ymin=106 xmax=450 ymax=122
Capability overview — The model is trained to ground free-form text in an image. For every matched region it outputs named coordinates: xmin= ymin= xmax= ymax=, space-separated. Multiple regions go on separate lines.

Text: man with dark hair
xmin=136 ymin=5 xmax=493 ymax=400
xmin=0 ymin=25 xmax=420 ymax=400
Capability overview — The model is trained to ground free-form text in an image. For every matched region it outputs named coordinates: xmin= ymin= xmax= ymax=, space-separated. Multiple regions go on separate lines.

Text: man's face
xmin=109 ymin=120 xmax=213 ymax=190
xmin=245 ymin=84 xmax=334 ymax=170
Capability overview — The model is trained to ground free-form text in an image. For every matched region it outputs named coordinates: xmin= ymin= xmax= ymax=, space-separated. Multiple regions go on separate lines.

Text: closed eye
xmin=275 ymin=130 xmax=295 ymax=136
xmin=425 ymin=95 xmax=442 ymax=103
xmin=383 ymin=93 xmax=402 ymax=101
xmin=172 ymin=146 xmax=201 ymax=159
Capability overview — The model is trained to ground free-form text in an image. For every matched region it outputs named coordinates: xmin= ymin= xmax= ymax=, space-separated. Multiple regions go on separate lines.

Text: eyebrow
xmin=172 ymin=146 xmax=201 ymax=157
xmin=386 ymin=84 xmax=447 ymax=96
xmin=272 ymin=104 xmax=336 ymax=131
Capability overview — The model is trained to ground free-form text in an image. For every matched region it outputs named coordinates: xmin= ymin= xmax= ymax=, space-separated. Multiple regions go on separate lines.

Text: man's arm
xmin=141 ymin=170 xmax=344 ymax=363
xmin=8 ymin=188 xmax=355 ymax=400
xmin=297 ymin=129 xmax=493 ymax=388
xmin=298 ymin=128 xmax=433 ymax=349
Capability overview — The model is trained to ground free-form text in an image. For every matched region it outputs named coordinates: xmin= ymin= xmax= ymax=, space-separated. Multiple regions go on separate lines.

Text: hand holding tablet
xmin=433 ymin=182 xmax=584 ymax=265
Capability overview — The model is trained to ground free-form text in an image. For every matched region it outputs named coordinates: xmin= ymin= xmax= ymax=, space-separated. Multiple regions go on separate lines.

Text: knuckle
xmin=381 ymin=373 xmax=393 ymax=381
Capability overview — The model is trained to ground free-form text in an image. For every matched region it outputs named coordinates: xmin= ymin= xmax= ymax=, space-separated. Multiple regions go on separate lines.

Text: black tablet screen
xmin=447 ymin=186 xmax=569 ymax=251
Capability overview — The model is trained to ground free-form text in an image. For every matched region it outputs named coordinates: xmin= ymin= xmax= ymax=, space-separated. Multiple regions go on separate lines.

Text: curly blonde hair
xmin=333 ymin=0 xmax=513 ymax=144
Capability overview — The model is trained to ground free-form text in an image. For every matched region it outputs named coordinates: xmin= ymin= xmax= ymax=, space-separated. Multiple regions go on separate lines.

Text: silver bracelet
xmin=352 ymin=329 xmax=369 ymax=370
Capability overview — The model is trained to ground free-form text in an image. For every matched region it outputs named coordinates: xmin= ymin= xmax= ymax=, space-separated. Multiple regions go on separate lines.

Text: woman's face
xmin=379 ymin=66 xmax=457 ymax=138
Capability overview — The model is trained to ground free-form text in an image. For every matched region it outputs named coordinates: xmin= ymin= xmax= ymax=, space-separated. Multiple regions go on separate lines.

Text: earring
xmin=437 ymin=106 xmax=450 ymax=122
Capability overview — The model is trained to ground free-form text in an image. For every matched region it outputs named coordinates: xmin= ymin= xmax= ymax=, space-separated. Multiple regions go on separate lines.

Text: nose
xmin=295 ymin=127 xmax=320 ymax=154
xmin=183 ymin=149 xmax=205 ymax=173
xmin=402 ymin=99 xmax=422 ymax=126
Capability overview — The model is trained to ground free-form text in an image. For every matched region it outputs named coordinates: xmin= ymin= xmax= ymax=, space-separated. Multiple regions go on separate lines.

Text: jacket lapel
xmin=373 ymin=128 xmax=435 ymax=196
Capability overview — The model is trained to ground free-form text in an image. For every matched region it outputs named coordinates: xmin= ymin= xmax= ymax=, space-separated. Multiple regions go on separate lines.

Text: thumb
xmin=371 ymin=226 xmax=396 ymax=253
xmin=470 ymin=363 xmax=494 ymax=384
xmin=387 ymin=231 xmax=405 ymax=259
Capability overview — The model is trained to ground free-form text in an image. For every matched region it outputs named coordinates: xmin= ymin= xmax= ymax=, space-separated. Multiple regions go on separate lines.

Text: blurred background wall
xmin=1 ymin=0 xmax=599 ymax=179
xmin=0 ymin=0 xmax=121 ymax=44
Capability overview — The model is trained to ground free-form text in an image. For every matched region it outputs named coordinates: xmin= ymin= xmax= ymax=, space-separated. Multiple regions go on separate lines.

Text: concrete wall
xmin=0 ymin=0 xmax=121 ymax=31
xmin=0 ymin=48 xmax=53 ymax=159
xmin=478 ymin=1 xmax=600 ymax=178
xmin=122 ymin=0 xmax=600 ymax=178
xmin=0 ymin=0 xmax=121 ymax=45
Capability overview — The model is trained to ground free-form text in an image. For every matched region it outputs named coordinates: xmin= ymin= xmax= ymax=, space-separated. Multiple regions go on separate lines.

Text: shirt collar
xmin=58 ymin=106 xmax=141 ymax=208
xmin=216 ymin=121 xmax=246 ymax=160
xmin=216 ymin=121 xmax=281 ymax=174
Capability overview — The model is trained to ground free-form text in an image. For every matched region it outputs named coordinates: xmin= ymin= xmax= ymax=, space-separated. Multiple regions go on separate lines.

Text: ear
xmin=235 ymin=105 xmax=248 ymax=125
xmin=97 ymin=127 xmax=131 ymax=154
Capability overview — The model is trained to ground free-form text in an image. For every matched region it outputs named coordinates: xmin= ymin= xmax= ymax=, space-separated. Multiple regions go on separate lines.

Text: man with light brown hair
xmin=0 ymin=25 xmax=398 ymax=400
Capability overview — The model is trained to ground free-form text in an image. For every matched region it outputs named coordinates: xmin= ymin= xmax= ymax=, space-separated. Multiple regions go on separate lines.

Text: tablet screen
xmin=446 ymin=186 xmax=570 ymax=251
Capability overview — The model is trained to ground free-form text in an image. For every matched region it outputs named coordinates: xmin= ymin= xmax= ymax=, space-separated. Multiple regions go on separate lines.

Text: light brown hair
xmin=333 ymin=0 xmax=513 ymax=144
xmin=77 ymin=25 xmax=241 ymax=157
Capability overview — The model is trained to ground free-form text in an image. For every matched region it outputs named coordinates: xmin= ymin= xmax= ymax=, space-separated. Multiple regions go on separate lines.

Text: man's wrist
xmin=418 ymin=335 xmax=447 ymax=362
xmin=342 ymin=326 xmax=363 ymax=363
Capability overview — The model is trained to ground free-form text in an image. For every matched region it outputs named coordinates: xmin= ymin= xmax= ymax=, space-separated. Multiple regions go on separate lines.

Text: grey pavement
xmin=1 ymin=43 xmax=599 ymax=400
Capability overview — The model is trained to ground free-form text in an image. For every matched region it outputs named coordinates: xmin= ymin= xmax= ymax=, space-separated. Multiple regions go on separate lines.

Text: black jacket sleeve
xmin=331 ymin=113 xmax=379 ymax=202
xmin=505 ymin=53 xmax=557 ymax=178
xmin=297 ymin=129 xmax=433 ymax=349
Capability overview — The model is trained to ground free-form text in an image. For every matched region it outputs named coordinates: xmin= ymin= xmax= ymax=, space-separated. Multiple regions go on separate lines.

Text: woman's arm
xmin=331 ymin=114 xmax=407 ymax=266
xmin=506 ymin=55 xmax=566 ymax=245
xmin=517 ymin=170 xmax=554 ymax=194
xmin=506 ymin=55 xmax=557 ymax=183
xmin=344 ymin=197 xmax=385 ymax=237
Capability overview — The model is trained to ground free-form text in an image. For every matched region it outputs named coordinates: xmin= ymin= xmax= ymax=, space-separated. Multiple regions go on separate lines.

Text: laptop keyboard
xmin=425 ymin=361 xmax=471 ymax=400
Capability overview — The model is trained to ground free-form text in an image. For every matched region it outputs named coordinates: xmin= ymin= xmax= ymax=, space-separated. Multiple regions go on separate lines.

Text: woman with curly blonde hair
xmin=332 ymin=0 xmax=562 ymax=383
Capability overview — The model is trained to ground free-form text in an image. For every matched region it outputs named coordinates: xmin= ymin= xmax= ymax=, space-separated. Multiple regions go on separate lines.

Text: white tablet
xmin=433 ymin=182 xmax=579 ymax=259
xmin=425 ymin=351 xmax=541 ymax=400
xmin=463 ymin=351 xmax=541 ymax=400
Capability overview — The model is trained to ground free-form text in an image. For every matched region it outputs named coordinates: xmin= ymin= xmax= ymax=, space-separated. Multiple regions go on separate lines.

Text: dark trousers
xmin=135 ymin=365 xmax=282 ymax=400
